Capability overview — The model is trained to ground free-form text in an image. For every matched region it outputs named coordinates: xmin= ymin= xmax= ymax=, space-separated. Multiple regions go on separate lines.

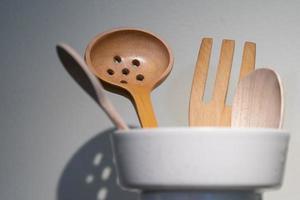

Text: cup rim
xmin=115 ymin=127 xmax=289 ymax=135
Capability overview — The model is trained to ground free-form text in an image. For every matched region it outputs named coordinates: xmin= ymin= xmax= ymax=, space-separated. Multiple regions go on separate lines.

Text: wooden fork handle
xmin=132 ymin=90 xmax=158 ymax=128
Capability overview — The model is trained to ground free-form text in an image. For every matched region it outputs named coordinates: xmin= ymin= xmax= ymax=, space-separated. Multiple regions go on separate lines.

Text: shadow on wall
xmin=57 ymin=128 xmax=138 ymax=200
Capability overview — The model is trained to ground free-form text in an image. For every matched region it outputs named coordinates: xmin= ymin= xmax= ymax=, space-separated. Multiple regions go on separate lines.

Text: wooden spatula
xmin=232 ymin=68 xmax=284 ymax=128
xmin=189 ymin=38 xmax=256 ymax=126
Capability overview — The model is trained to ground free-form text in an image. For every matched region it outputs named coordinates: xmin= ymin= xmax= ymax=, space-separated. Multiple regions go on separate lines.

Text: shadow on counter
xmin=57 ymin=128 xmax=138 ymax=200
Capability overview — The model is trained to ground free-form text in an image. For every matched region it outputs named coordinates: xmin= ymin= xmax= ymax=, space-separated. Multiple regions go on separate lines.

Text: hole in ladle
xmin=132 ymin=59 xmax=140 ymax=67
xmin=113 ymin=55 xmax=122 ymax=63
xmin=122 ymin=68 xmax=130 ymax=75
xmin=136 ymin=74 xmax=144 ymax=81
xmin=120 ymin=80 xmax=127 ymax=84
xmin=107 ymin=69 xmax=114 ymax=75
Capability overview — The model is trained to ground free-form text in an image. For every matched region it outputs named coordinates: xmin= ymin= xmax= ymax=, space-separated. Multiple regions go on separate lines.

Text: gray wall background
xmin=1 ymin=0 xmax=300 ymax=199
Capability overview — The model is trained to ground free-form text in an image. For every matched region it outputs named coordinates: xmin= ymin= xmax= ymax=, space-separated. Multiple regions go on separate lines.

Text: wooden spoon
xmin=189 ymin=38 xmax=256 ymax=126
xmin=56 ymin=43 xmax=128 ymax=130
xmin=85 ymin=28 xmax=174 ymax=128
xmin=232 ymin=68 xmax=284 ymax=128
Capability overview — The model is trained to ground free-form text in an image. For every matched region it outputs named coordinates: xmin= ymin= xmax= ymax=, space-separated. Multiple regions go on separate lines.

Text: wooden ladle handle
xmin=132 ymin=91 xmax=158 ymax=128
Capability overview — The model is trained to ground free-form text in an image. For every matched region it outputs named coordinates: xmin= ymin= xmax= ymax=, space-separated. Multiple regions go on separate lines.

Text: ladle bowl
xmin=85 ymin=28 xmax=173 ymax=128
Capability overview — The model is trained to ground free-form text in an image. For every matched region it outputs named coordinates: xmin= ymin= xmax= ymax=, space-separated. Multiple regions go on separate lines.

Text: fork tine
xmin=212 ymin=39 xmax=235 ymax=104
xmin=190 ymin=38 xmax=213 ymax=101
xmin=189 ymin=38 xmax=212 ymax=126
xmin=239 ymin=42 xmax=256 ymax=81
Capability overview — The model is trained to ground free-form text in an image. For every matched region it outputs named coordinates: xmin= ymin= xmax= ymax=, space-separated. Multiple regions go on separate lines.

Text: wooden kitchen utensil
xmin=56 ymin=43 xmax=128 ymax=130
xmin=189 ymin=38 xmax=256 ymax=126
xmin=85 ymin=28 xmax=173 ymax=128
xmin=232 ymin=68 xmax=284 ymax=128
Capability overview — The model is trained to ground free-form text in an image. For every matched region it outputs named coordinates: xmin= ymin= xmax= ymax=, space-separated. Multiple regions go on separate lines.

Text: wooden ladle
xmin=85 ymin=28 xmax=174 ymax=128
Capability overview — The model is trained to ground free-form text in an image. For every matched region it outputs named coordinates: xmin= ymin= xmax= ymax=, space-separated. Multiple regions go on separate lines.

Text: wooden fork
xmin=189 ymin=38 xmax=256 ymax=126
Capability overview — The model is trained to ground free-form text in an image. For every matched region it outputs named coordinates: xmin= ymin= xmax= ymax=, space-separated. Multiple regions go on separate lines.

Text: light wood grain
xmin=85 ymin=28 xmax=173 ymax=128
xmin=56 ymin=43 xmax=128 ymax=130
xmin=212 ymin=40 xmax=235 ymax=104
xmin=189 ymin=39 xmax=256 ymax=127
xmin=239 ymin=42 xmax=256 ymax=80
xmin=189 ymin=39 xmax=234 ymax=126
xmin=189 ymin=38 xmax=212 ymax=103
xmin=189 ymin=38 xmax=212 ymax=125
xmin=232 ymin=68 xmax=283 ymax=128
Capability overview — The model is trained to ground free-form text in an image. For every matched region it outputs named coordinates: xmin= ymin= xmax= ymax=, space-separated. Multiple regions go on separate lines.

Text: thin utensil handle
xmin=73 ymin=51 xmax=128 ymax=130
xmin=57 ymin=43 xmax=128 ymax=130
xmin=132 ymin=90 xmax=158 ymax=128
xmin=91 ymin=85 xmax=130 ymax=130
xmin=80 ymin=58 xmax=128 ymax=130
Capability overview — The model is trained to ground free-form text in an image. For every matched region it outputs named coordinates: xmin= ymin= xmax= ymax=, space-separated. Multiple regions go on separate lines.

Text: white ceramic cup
xmin=111 ymin=127 xmax=289 ymax=193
